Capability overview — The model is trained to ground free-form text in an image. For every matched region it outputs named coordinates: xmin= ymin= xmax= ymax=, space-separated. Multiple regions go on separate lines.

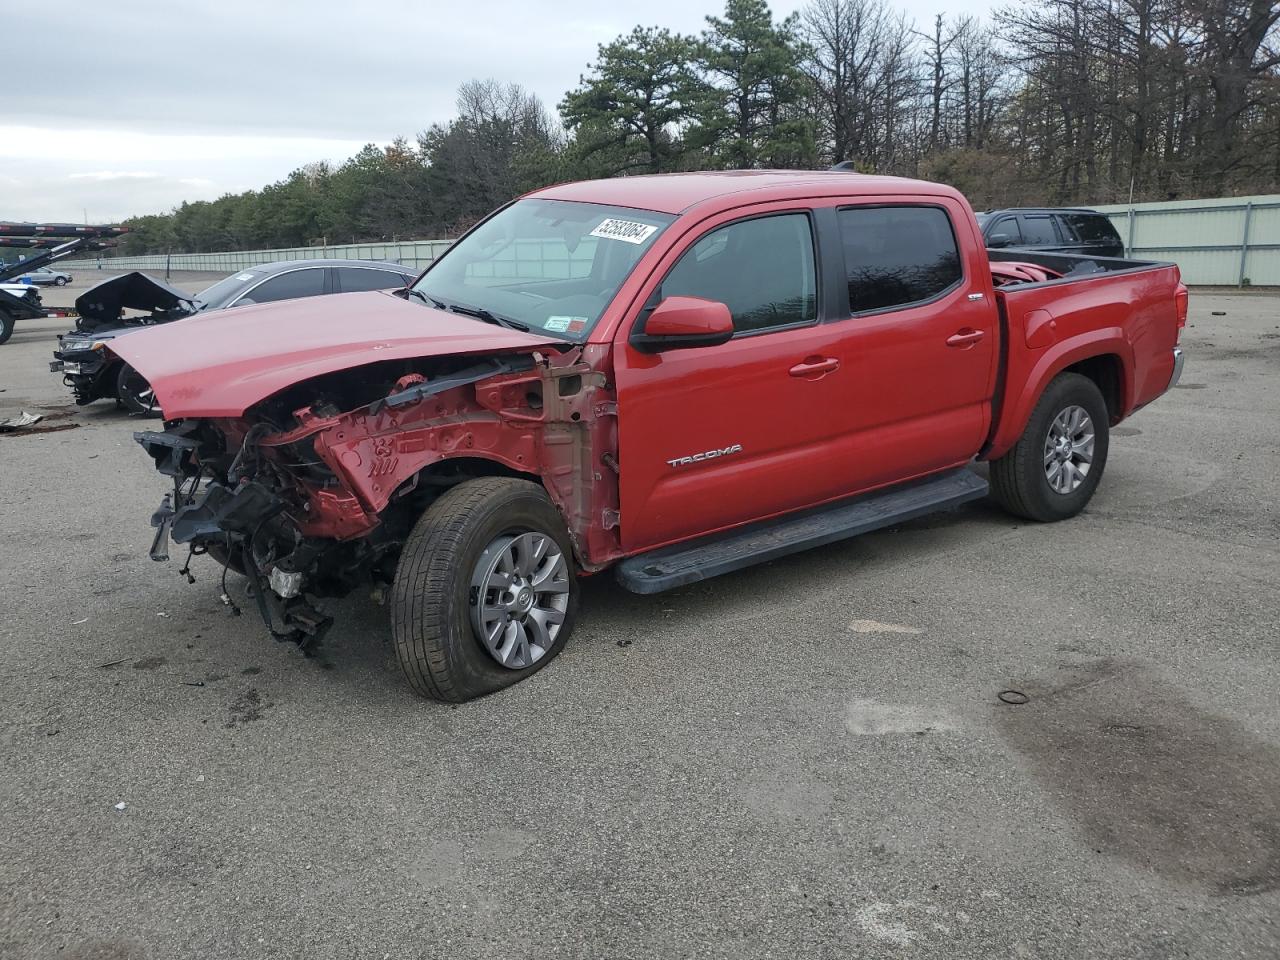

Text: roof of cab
xmin=528 ymin=170 xmax=963 ymax=216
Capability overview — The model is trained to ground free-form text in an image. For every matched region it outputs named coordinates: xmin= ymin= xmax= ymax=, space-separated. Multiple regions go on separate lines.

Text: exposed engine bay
xmin=134 ymin=346 xmax=617 ymax=652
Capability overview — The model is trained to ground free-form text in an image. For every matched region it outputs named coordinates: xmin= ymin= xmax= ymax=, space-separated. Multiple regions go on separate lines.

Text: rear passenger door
xmin=820 ymin=199 xmax=998 ymax=492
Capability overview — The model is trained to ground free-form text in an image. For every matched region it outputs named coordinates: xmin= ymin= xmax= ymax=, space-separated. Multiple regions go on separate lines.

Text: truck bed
xmin=984 ymin=249 xmax=1183 ymax=461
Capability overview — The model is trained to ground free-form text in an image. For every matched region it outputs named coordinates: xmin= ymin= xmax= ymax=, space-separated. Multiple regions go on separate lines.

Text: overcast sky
xmin=2 ymin=0 xmax=992 ymax=223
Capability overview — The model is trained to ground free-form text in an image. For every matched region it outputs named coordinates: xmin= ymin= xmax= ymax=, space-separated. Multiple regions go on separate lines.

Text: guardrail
xmin=53 ymin=193 xmax=1280 ymax=287
xmin=57 ymin=238 xmax=455 ymax=274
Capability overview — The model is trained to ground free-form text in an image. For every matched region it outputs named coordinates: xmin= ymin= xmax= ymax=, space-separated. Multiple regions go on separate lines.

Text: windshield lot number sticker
xmin=545 ymin=316 xmax=587 ymax=332
xmin=590 ymin=219 xmax=658 ymax=244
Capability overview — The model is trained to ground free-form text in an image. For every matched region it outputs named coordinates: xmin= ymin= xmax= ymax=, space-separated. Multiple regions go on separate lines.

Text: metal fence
xmin=1093 ymin=194 xmax=1280 ymax=286
xmin=58 ymin=238 xmax=455 ymax=274
xmin=56 ymin=193 xmax=1280 ymax=287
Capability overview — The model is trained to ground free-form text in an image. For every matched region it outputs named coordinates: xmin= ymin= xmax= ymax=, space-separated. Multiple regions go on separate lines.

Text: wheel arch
xmin=385 ymin=455 xmax=588 ymax=567
xmin=984 ymin=335 xmax=1133 ymax=462
xmin=1062 ymin=353 xmax=1125 ymax=423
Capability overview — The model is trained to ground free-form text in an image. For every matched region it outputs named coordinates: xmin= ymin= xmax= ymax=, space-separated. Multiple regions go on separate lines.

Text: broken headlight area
xmin=136 ymin=419 xmax=392 ymax=655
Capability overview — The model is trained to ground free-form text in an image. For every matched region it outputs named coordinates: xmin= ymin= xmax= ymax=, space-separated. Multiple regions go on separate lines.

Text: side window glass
xmin=237 ymin=269 xmax=326 ymax=305
xmin=1019 ymin=216 xmax=1059 ymax=245
xmin=339 ymin=268 xmax=409 ymax=292
xmin=837 ymin=206 xmax=963 ymax=313
xmin=1063 ymin=214 xmax=1115 ymax=243
xmin=660 ymin=214 xmax=817 ymax=333
xmin=988 ymin=217 xmax=1021 ymax=246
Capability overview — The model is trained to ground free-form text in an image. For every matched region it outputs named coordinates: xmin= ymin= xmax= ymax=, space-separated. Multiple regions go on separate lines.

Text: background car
xmin=16 ymin=266 xmax=73 ymax=286
xmin=51 ymin=258 xmax=417 ymax=414
xmin=190 ymin=258 xmax=418 ymax=309
xmin=977 ymin=208 xmax=1125 ymax=259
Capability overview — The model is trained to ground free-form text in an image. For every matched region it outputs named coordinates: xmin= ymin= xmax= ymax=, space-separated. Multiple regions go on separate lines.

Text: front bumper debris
xmin=146 ymin=477 xmax=333 ymax=653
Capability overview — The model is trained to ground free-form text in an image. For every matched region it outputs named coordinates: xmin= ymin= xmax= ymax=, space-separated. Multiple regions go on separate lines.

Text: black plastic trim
xmin=616 ymin=467 xmax=989 ymax=594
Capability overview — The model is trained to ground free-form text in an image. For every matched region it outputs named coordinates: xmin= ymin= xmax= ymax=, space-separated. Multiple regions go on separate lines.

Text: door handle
xmin=946 ymin=329 xmax=986 ymax=348
xmin=789 ymin=357 xmax=840 ymax=378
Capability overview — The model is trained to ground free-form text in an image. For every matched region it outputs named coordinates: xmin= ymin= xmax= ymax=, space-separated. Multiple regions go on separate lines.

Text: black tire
xmin=55 ymin=276 xmax=68 ymax=286
xmin=391 ymin=478 xmax=578 ymax=702
xmin=115 ymin=363 xmax=161 ymax=417
xmin=0 ymin=310 xmax=12 ymax=345
xmin=990 ymin=372 xmax=1110 ymax=522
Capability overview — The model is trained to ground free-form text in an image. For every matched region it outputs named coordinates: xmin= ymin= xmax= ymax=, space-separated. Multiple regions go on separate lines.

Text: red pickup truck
xmin=121 ymin=171 xmax=1187 ymax=701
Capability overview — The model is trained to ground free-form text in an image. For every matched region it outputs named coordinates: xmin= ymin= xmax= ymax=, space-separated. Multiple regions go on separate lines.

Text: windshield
xmin=412 ymin=199 xmax=674 ymax=339
xmin=195 ymin=271 xmax=261 ymax=309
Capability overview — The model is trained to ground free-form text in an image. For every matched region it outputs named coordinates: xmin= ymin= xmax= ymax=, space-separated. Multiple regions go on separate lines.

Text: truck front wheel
xmin=391 ymin=478 xmax=578 ymax=702
xmin=990 ymin=372 xmax=1110 ymax=522
xmin=0 ymin=310 xmax=13 ymax=345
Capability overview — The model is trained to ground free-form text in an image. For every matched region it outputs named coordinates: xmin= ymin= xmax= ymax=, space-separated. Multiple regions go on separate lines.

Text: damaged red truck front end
xmin=126 ymin=289 xmax=621 ymax=656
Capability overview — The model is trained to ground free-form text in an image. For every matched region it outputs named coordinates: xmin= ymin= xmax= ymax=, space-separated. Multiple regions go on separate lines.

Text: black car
xmin=51 ymin=259 xmax=417 ymax=414
xmin=976 ymin=208 xmax=1125 ymax=259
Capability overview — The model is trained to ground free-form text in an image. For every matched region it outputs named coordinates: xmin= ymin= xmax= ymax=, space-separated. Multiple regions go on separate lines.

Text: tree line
xmin=117 ymin=0 xmax=1280 ymax=256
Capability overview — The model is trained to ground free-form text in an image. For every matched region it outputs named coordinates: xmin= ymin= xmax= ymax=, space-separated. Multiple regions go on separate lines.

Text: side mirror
xmin=630 ymin=296 xmax=734 ymax=353
xmin=988 ymin=233 xmax=1015 ymax=248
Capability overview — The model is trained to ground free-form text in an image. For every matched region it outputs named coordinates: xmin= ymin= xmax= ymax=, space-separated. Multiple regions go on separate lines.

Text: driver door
xmin=611 ymin=205 xmax=845 ymax=553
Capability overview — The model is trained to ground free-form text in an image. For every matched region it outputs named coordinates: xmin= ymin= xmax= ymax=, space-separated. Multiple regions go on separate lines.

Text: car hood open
xmin=74 ymin=271 xmax=198 ymax=327
xmin=108 ymin=290 xmax=564 ymax=418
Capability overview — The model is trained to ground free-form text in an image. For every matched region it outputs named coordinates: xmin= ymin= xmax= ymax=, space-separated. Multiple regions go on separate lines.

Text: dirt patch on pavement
xmin=997 ymin=658 xmax=1280 ymax=896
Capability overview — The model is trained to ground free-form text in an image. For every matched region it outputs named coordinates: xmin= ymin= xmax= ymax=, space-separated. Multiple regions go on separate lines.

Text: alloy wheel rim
xmin=122 ymin=369 xmax=156 ymax=413
xmin=470 ymin=531 xmax=569 ymax=670
xmin=1043 ymin=404 xmax=1094 ymax=494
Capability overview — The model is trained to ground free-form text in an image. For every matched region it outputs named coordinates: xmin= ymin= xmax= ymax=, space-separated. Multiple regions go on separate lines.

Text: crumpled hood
xmin=74 ymin=271 xmax=197 ymax=325
xmin=108 ymin=290 xmax=562 ymax=418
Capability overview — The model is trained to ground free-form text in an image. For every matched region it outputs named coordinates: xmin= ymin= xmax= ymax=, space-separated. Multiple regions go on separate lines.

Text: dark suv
xmin=977 ymin=208 xmax=1124 ymax=259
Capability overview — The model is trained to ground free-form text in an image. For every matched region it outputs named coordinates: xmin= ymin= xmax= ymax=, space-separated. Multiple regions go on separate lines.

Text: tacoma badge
xmin=666 ymin=443 xmax=743 ymax=468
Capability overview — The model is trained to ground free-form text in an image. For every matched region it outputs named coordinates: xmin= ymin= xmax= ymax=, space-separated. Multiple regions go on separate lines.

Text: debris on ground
xmin=0 ymin=410 xmax=42 ymax=431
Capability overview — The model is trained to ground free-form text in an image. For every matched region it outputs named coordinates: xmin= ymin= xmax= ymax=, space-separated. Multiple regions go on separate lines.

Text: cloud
xmin=68 ymin=171 xmax=163 ymax=181
xmin=1 ymin=0 xmax=982 ymax=221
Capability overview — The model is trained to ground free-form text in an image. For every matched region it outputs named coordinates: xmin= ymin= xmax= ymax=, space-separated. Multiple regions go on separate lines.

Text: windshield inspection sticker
xmin=589 ymin=219 xmax=658 ymax=244
xmin=545 ymin=316 xmax=587 ymax=333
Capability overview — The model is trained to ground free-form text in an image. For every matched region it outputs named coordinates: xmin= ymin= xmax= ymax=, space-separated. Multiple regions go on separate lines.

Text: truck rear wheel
xmin=990 ymin=372 xmax=1110 ymax=522
xmin=391 ymin=478 xmax=578 ymax=702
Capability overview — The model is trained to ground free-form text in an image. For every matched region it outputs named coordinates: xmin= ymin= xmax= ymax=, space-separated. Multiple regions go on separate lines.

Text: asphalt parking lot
xmin=2 ymin=276 xmax=1278 ymax=959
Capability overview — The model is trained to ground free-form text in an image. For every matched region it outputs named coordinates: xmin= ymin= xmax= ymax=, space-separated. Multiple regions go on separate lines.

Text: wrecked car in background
xmin=118 ymin=171 xmax=1187 ymax=702
xmin=51 ymin=259 xmax=416 ymax=414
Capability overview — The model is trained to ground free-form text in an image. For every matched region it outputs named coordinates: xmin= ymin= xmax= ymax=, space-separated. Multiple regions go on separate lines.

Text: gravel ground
xmin=1 ymin=278 xmax=1278 ymax=959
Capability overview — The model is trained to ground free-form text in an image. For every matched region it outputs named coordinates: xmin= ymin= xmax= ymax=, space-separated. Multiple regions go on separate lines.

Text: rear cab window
xmin=836 ymin=205 xmax=963 ymax=313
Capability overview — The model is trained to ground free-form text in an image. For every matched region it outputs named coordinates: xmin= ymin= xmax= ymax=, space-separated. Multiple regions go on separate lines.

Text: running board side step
xmin=615 ymin=468 xmax=988 ymax=595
